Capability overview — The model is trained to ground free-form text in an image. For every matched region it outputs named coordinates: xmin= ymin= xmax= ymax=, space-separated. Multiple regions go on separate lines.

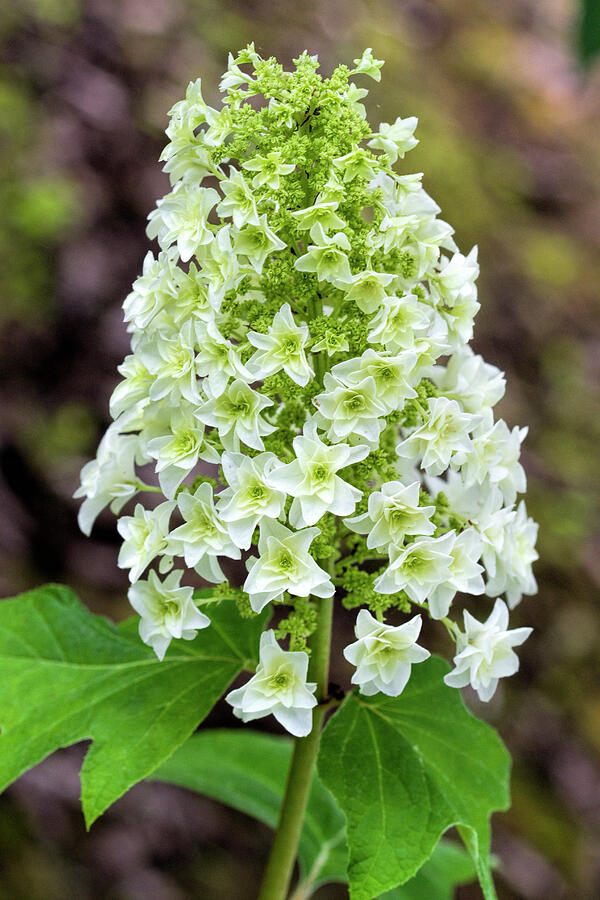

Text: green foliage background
xmin=0 ymin=1 xmax=599 ymax=897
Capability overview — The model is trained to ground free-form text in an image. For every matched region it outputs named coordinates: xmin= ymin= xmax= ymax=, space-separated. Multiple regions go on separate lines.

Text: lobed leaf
xmin=0 ymin=584 xmax=265 ymax=826
xmin=318 ymin=655 xmax=510 ymax=900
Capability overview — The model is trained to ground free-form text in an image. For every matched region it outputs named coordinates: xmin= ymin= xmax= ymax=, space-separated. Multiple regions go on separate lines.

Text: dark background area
xmin=1 ymin=1 xmax=599 ymax=897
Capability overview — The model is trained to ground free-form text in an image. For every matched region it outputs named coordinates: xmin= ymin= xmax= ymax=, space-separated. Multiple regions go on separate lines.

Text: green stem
xmin=257 ymin=591 xmax=334 ymax=900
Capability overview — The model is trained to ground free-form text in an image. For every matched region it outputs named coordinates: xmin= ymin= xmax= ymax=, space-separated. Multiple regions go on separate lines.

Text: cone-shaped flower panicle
xmin=75 ymin=47 xmax=536 ymax=715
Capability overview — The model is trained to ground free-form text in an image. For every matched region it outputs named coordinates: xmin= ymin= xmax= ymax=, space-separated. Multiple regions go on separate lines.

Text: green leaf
xmin=318 ymin=656 xmax=510 ymax=900
xmin=0 ymin=584 xmax=265 ymax=826
xmin=152 ymin=728 xmax=347 ymax=891
xmin=578 ymin=0 xmax=600 ymax=68
xmin=380 ymin=840 xmax=476 ymax=899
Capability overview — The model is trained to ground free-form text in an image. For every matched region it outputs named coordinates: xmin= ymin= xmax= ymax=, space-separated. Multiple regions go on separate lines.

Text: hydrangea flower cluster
xmin=76 ymin=47 xmax=537 ymax=734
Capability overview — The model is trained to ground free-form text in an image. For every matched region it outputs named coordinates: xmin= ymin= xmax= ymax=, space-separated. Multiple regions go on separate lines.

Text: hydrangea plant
xmin=0 ymin=47 xmax=538 ymax=900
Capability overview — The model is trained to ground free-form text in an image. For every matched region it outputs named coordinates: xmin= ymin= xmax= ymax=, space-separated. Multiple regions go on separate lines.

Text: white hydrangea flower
xmin=241 ymin=151 xmax=295 ymax=190
xmin=444 ymin=599 xmax=532 ymax=701
xmin=294 ymin=224 xmax=353 ymax=284
xmin=345 ymin=480 xmax=435 ymax=550
xmin=217 ymin=451 xmax=286 ymax=550
xmin=110 ymin=354 xmax=154 ymax=419
xmin=123 ymin=249 xmax=181 ymax=332
xmin=397 ymin=397 xmax=481 ymax=477
xmin=460 ymin=411 xmax=528 ymax=506
xmin=331 ymin=349 xmax=418 ymax=413
xmin=244 ymin=520 xmax=334 ymax=612
xmin=344 ymin=609 xmax=430 ymax=696
xmin=290 ymin=200 xmax=346 ymax=240
xmin=225 ymin=630 xmax=317 ymax=737
xmin=145 ymin=405 xmax=218 ymax=499
xmin=246 ymin=303 xmax=314 ymax=386
xmin=128 ymin=569 xmax=210 ymax=660
xmin=484 ymin=501 xmax=539 ymax=608
xmin=268 ymin=420 xmax=369 ymax=527
xmin=368 ymin=116 xmax=419 ymax=163
xmin=341 ymin=269 xmax=396 ymax=314
xmin=166 ymin=482 xmax=240 ymax=582
xmin=74 ymin=429 xmax=140 ymax=536
xmin=332 ymin=149 xmax=377 ymax=183
xmin=138 ymin=320 xmax=199 ymax=404
xmin=234 ymin=214 xmax=286 ymax=274
xmin=428 ymin=528 xmax=485 ymax=620
xmin=313 ymin=373 xmax=387 ymax=444
xmin=195 ymin=379 xmax=276 ymax=451
xmin=216 ymin=169 xmax=260 ymax=229
xmin=375 ymin=532 xmax=456 ymax=604
xmin=194 ymin=319 xmax=252 ymax=394
xmin=430 ymin=346 xmax=505 ymax=414
xmin=147 ymin=182 xmax=219 ymax=262
xmin=351 ymin=48 xmax=385 ymax=82
xmin=367 ymin=292 xmax=434 ymax=352
xmin=117 ymin=500 xmax=176 ymax=583
xmin=194 ymin=225 xmax=242 ymax=306
xmin=432 ymin=247 xmax=479 ymax=308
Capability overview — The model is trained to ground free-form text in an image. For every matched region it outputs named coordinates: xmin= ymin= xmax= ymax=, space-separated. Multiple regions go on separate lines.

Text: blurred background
xmin=0 ymin=0 xmax=599 ymax=897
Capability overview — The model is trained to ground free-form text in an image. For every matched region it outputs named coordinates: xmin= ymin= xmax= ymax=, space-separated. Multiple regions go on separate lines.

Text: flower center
xmin=278 ymin=551 xmax=294 ymax=571
xmin=269 ymin=669 xmax=291 ymax=689
xmin=311 ymin=463 xmax=330 ymax=484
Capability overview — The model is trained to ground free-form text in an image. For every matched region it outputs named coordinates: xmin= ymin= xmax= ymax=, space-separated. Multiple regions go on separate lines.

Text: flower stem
xmin=257 ymin=591 xmax=334 ymax=900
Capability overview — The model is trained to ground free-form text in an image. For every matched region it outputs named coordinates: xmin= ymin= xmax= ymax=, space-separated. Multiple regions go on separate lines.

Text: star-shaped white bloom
xmin=341 ymin=269 xmax=396 ymax=313
xmin=246 ymin=303 xmax=314 ymax=386
xmin=146 ymin=404 xmax=219 ymax=499
xmin=117 ymin=500 xmax=176 ymax=583
xmin=147 ymin=182 xmax=219 ymax=262
xmin=374 ymin=532 xmax=456 ymax=604
xmin=397 ymin=397 xmax=481 ymax=477
xmin=484 ymin=501 xmax=538 ymax=608
xmin=268 ymin=420 xmax=369 ymax=527
xmin=195 ymin=319 xmax=252 ymax=395
xmin=225 ymin=631 xmax=317 ymax=737
xmin=195 ymin=379 xmax=276 ymax=452
xmin=294 ymin=224 xmax=353 ymax=284
xmin=234 ymin=214 xmax=286 ymax=275
xmin=217 ymin=451 xmax=286 ymax=550
xmin=244 ymin=520 xmax=334 ymax=613
xmin=122 ymin=249 xmax=181 ymax=333
xmin=345 ymin=480 xmax=435 ymax=551
xmin=216 ymin=169 xmax=260 ymax=229
xmin=444 ymin=599 xmax=532 ymax=701
xmin=331 ymin=349 xmax=418 ymax=414
xmin=367 ymin=292 xmax=433 ymax=352
xmin=74 ymin=428 xmax=140 ymax=536
xmin=431 ymin=346 xmax=505 ymax=414
xmin=138 ymin=320 xmax=199 ymax=404
xmin=110 ymin=354 xmax=154 ymax=420
xmin=290 ymin=201 xmax=345 ymax=241
xmin=351 ymin=48 xmax=385 ymax=82
xmin=460 ymin=411 xmax=527 ymax=506
xmin=367 ymin=116 xmax=419 ymax=163
xmin=313 ymin=373 xmax=387 ymax=445
xmin=128 ymin=569 xmax=210 ymax=660
xmin=428 ymin=527 xmax=485 ymax=620
xmin=194 ymin=225 xmax=241 ymax=306
xmin=432 ymin=247 xmax=479 ymax=308
xmin=241 ymin=151 xmax=295 ymax=190
xmin=332 ymin=149 xmax=377 ymax=183
xmin=344 ymin=609 xmax=430 ymax=696
xmin=166 ymin=482 xmax=240 ymax=583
